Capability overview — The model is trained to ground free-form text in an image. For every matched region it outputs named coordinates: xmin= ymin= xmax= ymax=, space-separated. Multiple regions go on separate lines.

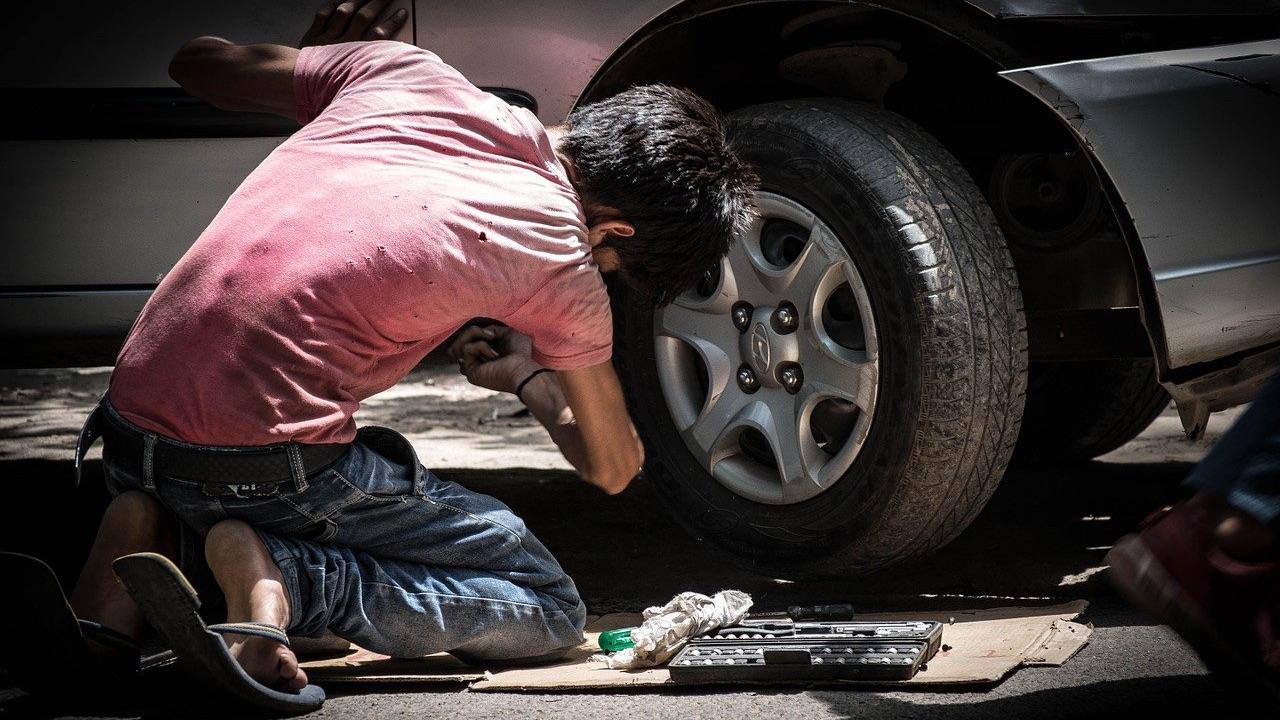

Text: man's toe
xmin=278 ymin=647 xmax=307 ymax=692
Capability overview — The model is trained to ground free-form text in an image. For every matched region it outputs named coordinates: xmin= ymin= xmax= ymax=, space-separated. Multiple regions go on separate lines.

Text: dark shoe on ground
xmin=0 ymin=552 xmax=167 ymax=696
xmin=1107 ymin=499 xmax=1280 ymax=707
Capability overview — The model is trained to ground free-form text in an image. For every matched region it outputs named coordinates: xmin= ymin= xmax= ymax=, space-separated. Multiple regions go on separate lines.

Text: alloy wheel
xmin=653 ymin=192 xmax=880 ymax=505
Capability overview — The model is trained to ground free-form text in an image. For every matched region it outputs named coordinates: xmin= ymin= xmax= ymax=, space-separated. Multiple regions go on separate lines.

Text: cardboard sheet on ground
xmin=301 ymin=600 xmax=1090 ymax=690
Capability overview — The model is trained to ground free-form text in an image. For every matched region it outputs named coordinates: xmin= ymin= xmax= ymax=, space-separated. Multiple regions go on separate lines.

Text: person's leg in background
xmin=1184 ymin=372 xmax=1280 ymax=558
xmin=1108 ymin=368 xmax=1280 ymax=700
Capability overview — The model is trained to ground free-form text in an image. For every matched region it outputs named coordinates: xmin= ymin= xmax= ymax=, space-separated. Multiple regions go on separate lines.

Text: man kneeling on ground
xmin=60 ymin=1 xmax=756 ymax=695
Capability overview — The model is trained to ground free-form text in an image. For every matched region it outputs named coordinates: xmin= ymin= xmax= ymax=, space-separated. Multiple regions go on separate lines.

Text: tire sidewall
xmin=618 ymin=104 xmax=935 ymax=573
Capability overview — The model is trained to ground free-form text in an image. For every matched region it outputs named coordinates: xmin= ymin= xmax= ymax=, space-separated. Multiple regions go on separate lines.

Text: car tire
xmin=614 ymin=99 xmax=1028 ymax=575
xmin=1013 ymin=358 xmax=1169 ymax=465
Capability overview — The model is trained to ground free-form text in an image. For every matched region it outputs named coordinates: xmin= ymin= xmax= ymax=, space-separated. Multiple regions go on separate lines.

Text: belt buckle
xmin=209 ymin=483 xmax=281 ymax=499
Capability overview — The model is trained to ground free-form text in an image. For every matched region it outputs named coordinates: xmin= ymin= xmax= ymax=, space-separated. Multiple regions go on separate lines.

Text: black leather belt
xmin=81 ymin=399 xmax=349 ymax=487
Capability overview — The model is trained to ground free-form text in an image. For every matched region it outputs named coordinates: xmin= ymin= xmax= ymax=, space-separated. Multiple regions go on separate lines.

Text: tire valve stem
xmin=773 ymin=302 xmax=799 ymax=334
xmin=732 ymin=302 xmax=754 ymax=333
xmin=737 ymin=365 xmax=761 ymax=393
xmin=778 ymin=363 xmax=803 ymax=394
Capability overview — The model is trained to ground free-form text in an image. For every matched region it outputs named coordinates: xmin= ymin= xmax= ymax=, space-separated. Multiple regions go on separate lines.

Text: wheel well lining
xmin=581 ymin=0 xmax=1160 ymax=366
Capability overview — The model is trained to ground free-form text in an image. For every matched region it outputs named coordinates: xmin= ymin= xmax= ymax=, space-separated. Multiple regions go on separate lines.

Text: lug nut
xmin=737 ymin=365 xmax=760 ymax=394
xmin=732 ymin=302 xmax=753 ymax=333
xmin=777 ymin=363 xmax=803 ymax=394
xmin=772 ymin=301 xmax=799 ymax=334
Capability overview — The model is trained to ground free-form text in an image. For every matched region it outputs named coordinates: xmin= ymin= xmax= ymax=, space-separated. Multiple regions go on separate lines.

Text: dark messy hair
xmin=560 ymin=84 xmax=758 ymax=305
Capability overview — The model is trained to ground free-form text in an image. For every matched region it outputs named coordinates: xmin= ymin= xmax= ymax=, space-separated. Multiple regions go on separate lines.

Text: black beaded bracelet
xmin=515 ymin=368 xmax=553 ymax=404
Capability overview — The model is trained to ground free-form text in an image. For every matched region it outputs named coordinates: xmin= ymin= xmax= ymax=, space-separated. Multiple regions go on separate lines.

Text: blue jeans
xmin=100 ymin=404 xmax=586 ymax=662
xmin=1186 ymin=368 xmax=1280 ymax=525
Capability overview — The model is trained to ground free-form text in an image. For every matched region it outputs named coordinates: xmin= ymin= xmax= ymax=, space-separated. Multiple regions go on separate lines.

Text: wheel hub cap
xmin=653 ymin=192 xmax=880 ymax=505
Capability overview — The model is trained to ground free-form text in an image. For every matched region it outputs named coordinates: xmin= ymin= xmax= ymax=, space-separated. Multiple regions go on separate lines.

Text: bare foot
xmin=71 ymin=490 xmax=176 ymax=657
xmin=225 ymin=633 xmax=308 ymax=692
xmin=205 ymin=519 xmax=308 ymax=692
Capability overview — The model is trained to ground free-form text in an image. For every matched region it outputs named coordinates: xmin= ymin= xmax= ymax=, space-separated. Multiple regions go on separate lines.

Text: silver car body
xmin=1001 ymin=41 xmax=1280 ymax=371
xmin=3 ymin=0 xmax=1278 ymax=415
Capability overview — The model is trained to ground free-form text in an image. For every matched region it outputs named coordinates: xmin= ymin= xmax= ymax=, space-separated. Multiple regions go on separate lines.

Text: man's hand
xmin=448 ymin=326 xmax=540 ymax=395
xmin=449 ymin=325 xmax=643 ymax=494
xmin=300 ymin=0 xmax=409 ymax=48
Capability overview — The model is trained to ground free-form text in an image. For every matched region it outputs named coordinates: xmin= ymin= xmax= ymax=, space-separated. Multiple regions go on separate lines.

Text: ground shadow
xmin=0 ymin=454 xmax=1193 ymax=613
xmin=807 ymin=674 xmax=1246 ymax=720
xmin=440 ymin=457 xmax=1194 ymax=613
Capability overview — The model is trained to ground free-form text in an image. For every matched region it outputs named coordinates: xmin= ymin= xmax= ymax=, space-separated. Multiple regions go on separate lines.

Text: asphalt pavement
xmin=0 ymin=383 xmax=1256 ymax=719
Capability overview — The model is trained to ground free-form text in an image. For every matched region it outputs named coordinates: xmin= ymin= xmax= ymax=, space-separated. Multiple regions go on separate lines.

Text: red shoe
xmin=1107 ymin=499 xmax=1280 ymax=707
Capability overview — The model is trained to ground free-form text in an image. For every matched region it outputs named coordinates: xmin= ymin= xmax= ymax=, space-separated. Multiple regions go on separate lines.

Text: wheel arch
xmin=581 ymin=0 xmax=1160 ymax=371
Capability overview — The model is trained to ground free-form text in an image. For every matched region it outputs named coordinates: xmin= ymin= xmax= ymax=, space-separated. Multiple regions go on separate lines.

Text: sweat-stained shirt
xmin=109 ymin=41 xmax=613 ymax=446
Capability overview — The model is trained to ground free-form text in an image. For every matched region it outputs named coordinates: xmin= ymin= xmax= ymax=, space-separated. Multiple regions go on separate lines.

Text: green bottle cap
xmin=598 ymin=627 xmax=636 ymax=652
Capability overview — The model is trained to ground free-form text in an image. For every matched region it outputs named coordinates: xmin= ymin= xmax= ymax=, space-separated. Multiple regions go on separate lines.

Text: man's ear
xmin=587 ymin=219 xmax=634 ymax=247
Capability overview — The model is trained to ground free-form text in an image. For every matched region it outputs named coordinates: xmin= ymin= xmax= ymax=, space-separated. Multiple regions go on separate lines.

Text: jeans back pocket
xmin=347 ymin=427 xmax=424 ymax=498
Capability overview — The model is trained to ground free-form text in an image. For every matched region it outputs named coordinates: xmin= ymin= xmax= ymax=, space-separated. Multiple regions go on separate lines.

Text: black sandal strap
xmin=78 ymin=619 xmax=141 ymax=654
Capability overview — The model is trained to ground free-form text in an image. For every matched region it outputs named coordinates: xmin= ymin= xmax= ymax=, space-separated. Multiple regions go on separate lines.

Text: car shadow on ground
xmin=442 ymin=457 xmax=1195 ymax=615
xmin=0 ymin=453 xmax=1193 ymax=616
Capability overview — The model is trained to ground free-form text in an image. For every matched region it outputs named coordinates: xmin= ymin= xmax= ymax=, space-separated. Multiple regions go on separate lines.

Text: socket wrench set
xmin=668 ymin=618 xmax=944 ymax=683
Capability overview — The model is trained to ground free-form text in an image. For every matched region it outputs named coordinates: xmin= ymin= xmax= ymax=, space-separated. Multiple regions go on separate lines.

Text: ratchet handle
xmin=787 ymin=603 xmax=856 ymax=621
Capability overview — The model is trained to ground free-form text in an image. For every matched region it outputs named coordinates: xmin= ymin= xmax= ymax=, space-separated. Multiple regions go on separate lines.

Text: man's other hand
xmin=448 ymin=326 xmax=539 ymax=395
xmin=300 ymin=0 xmax=409 ymax=48
xmin=449 ymin=327 xmax=644 ymax=495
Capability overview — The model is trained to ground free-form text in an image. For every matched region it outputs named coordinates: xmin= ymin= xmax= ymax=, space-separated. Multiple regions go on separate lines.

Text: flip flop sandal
xmin=0 ymin=552 xmax=169 ymax=695
xmin=112 ymin=552 xmax=325 ymax=715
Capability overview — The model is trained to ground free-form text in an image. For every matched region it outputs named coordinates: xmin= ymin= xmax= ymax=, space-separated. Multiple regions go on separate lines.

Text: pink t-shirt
xmin=110 ymin=42 xmax=612 ymax=446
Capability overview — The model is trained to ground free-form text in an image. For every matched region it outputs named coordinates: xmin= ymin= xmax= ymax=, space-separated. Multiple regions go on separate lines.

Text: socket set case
xmin=668 ymin=619 xmax=943 ymax=683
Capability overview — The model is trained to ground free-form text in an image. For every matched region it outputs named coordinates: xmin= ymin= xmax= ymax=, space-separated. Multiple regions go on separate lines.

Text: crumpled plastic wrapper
xmin=594 ymin=589 xmax=753 ymax=670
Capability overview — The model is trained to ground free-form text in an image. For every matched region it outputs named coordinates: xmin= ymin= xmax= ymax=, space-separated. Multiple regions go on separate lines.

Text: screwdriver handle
xmin=598 ymin=627 xmax=636 ymax=652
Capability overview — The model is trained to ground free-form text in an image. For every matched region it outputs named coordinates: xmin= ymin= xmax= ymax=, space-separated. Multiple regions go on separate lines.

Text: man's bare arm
xmin=168 ymin=0 xmax=408 ymax=119
xmin=169 ymin=39 xmax=299 ymax=118
xmin=511 ymin=370 xmax=588 ymax=475
xmin=450 ymin=326 xmax=643 ymax=494
xmin=522 ymin=364 xmax=644 ymax=495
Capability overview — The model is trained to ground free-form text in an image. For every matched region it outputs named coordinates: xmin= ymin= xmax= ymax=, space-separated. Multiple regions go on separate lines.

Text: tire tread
xmin=739 ymin=100 xmax=1028 ymax=569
